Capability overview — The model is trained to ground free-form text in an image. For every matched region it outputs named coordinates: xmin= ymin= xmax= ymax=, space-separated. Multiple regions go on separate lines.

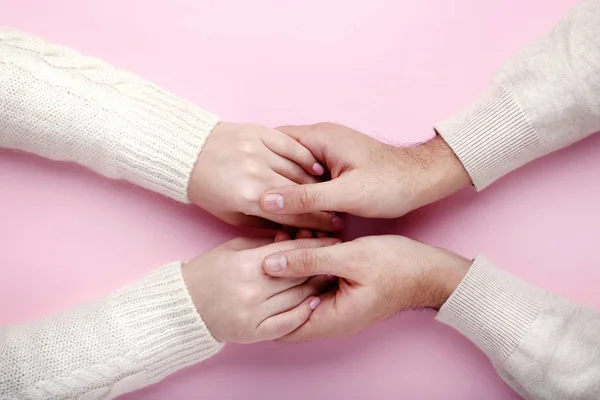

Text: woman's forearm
xmin=0 ymin=262 xmax=222 ymax=399
xmin=0 ymin=30 xmax=219 ymax=202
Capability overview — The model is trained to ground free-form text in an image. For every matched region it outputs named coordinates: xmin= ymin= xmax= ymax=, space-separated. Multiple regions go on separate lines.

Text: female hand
xmin=182 ymin=236 xmax=339 ymax=343
xmin=189 ymin=122 xmax=345 ymax=232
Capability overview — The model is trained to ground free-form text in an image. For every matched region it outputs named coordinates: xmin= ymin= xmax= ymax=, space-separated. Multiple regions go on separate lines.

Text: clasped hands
xmin=183 ymin=121 xmax=473 ymax=344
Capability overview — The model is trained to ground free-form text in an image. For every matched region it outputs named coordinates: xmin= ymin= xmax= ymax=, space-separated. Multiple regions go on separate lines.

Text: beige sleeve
xmin=436 ymin=0 xmax=600 ymax=190
xmin=436 ymin=257 xmax=600 ymax=399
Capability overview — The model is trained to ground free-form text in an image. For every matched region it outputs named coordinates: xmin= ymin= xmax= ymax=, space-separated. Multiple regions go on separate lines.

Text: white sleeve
xmin=0 ymin=262 xmax=223 ymax=399
xmin=0 ymin=30 xmax=220 ymax=202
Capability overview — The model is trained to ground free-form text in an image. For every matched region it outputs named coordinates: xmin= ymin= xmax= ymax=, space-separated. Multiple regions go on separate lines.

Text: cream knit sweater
xmin=1 ymin=0 xmax=600 ymax=397
xmin=436 ymin=0 xmax=600 ymax=399
xmin=0 ymin=30 xmax=223 ymax=399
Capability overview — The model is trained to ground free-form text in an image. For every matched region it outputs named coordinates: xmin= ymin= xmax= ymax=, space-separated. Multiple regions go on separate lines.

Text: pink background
xmin=0 ymin=0 xmax=594 ymax=399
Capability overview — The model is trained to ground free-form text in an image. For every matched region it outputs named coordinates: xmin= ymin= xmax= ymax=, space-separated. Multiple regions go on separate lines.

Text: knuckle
xmin=295 ymin=187 xmax=315 ymax=211
xmin=296 ymin=251 xmax=317 ymax=275
xmin=238 ymin=140 xmax=255 ymax=155
xmin=240 ymin=186 xmax=259 ymax=204
xmin=244 ymin=160 xmax=261 ymax=178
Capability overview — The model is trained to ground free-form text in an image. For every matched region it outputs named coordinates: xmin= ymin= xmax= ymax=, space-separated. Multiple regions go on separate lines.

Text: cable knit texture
xmin=0 ymin=29 xmax=220 ymax=202
xmin=0 ymin=30 xmax=224 ymax=398
xmin=0 ymin=262 xmax=223 ymax=399
xmin=436 ymin=0 xmax=600 ymax=190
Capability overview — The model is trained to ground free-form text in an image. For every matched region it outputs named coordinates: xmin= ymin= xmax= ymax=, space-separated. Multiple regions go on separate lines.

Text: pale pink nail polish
xmin=309 ymin=297 xmax=321 ymax=310
xmin=263 ymin=194 xmax=284 ymax=211
xmin=332 ymin=216 xmax=345 ymax=231
xmin=312 ymin=162 xmax=325 ymax=176
xmin=265 ymin=254 xmax=286 ymax=272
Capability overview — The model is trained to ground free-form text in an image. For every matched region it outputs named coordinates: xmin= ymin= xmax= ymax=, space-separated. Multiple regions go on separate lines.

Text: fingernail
xmin=309 ymin=297 xmax=321 ymax=310
xmin=326 ymin=274 xmax=337 ymax=282
xmin=263 ymin=194 xmax=284 ymax=211
xmin=265 ymin=254 xmax=287 ymax=272
xmin=312 ymin=162 xmax=325 ymax=175
xmin=332 ymin=216 xmax=345 ymax=231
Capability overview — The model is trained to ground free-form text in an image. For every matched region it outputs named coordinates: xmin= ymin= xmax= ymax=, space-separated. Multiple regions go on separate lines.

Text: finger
xmin=276 ymin=125 xmax=333 ymax=163
xmin=258 ymin=237 xmax=341 ymax=257
xmin=269 ymin=210 xmax=344 ymax=232
xmin=261 ymin=181 xmax=350 ymax=221
xmin=260 ymin=176 xmax=343 ymax=232
xmin=270 ymin=155 xmax=321 ymax=185
xmin=256 ymin=296 xmax=322 ymax=341
xmin=274 ymin=230 xmax=292 ymax=242
xmin=276 ymin=292 xmax=338 ymax=343
xmin=262 ymin=131 xmax=325 ymax=176
xmin=265 ymin=275 xmax=331 ymax=316
xmin=295 ymin=229 xmax=314 ymax=239
xmin=263 ymin=242 xmax=360 ymax=280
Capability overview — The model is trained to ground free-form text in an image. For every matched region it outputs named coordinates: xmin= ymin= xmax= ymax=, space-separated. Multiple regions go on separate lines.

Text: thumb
xmin=261 ymin=180 xmax=349 ymax=217
xmin=263 ymin=243 xmax=358 ymax=280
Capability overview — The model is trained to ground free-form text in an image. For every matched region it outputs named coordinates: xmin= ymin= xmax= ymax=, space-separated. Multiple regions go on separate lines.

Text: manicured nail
xmin=265 ymin=254 xmax=286 ymax=272
xmin=263 ymin=194 xmax=284 ymax=211
xmin=312 ymin=162 xmax=325 ymax=176
xmin=309 ymin=297 xmax=321 ymax=310
xmin=332 ymin=216 xmax=345 ymax=231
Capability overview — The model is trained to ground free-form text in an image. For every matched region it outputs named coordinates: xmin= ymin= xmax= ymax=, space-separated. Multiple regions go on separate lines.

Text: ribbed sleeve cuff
xmin=112 ymin=262 xmax=223 ymax=384
xmin=435 ymin=256 xmax=543 ymax=363
xmin=435 ymin=83 xmax=541 ymax=190
xmin=116 ymin=103 xmax=220 ymax=203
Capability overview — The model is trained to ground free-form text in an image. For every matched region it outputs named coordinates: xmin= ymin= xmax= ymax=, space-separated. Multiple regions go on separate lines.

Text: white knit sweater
xmin=0 ymin=30 xmax=223 ymax=399
xmin=2 ymin=0 xmax=600 ymax=397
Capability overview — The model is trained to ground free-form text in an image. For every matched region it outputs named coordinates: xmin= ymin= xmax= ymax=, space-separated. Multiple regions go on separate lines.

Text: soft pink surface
xmin=0 ymin=1 xmax=593 ymax=399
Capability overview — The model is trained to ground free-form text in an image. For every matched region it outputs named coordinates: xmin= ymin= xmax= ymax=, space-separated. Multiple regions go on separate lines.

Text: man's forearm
xmin=436 ymin=256 xmax=600 ymax=399
xmin=435 ymin=0 xmax=600 ymax=190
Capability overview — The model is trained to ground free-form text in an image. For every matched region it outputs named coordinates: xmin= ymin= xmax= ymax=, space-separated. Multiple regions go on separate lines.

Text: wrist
xmin=187 ymin=121 xmax=224 ymax=207
xmin=402 ymin=136 xmax=471 ymax=208
xmin=427 ymin=250 xmax=472 ymax=309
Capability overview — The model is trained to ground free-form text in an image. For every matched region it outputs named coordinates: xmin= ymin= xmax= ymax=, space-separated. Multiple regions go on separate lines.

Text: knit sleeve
xmin=0 ymin=29 xmax=220 ymax=203
xmin=436 ymin=257 xmax=600 ymax=399
xmin=0 ymin=262 xmax=223 ymax=399
xmin=435 ymin=0 xmax=600 ymax=190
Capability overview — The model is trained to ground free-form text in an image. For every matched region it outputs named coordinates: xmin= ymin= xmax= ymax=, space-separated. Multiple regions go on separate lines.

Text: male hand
xmin=260 ymin=123 xmax=471 ymax=219
xmin=189 ymin=122 xmax=344 ymax=231
xmin=262 ymin=235 xmax=471 ymax=342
